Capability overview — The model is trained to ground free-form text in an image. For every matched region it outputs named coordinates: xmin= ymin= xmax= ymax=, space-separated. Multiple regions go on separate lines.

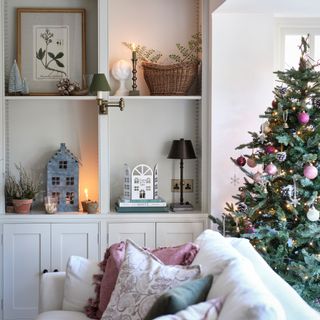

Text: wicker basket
xmin=142 ymin=62 xmax=199 ymax=95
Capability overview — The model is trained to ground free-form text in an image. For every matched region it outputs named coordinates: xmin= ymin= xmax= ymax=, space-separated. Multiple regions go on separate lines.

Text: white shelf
xmin=5 ymin=95 xmax=202 ymax=101
xmin=5 ymin=96 xmax=96 ymax=101
xmin=112 ymin=95 xmax=202 ymax=101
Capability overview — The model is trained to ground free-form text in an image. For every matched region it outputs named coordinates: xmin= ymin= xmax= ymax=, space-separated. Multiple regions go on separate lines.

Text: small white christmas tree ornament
xmin=8 ymin=60 xmax=23 ymax=94
xmin=22 ymin=78 xmax=29 ymax=95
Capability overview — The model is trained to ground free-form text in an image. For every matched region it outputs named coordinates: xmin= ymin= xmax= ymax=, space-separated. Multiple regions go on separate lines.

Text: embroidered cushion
xmin=101 ymin=239 xmax=201 ymax=320
xmin=86 ymin=241 xmax=199 ymax=318
xmin=144 ymin=275 xmax=213 ymax=320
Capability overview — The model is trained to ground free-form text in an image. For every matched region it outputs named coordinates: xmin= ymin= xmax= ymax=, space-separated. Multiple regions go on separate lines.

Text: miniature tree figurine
xmin=8 ymin=60 xmax=23 ymax=95
xmin=210 ymin=36 xmax=320 ymax=311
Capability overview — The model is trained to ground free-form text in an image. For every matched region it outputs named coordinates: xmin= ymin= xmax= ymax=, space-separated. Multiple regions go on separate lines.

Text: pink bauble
xmin=265 ymin=163 xmax=277 ymax=175
xmin=265 ymin=145 xmax=276 ymax=154
xmin=298 ymin=112 xmax=310 ymax=125
xmin=247 ymin=157 xmax=257 ymax=168
xmin=253 ymin=172 xmax=262 ymax=183
xmin=303 ymin=164 xmax=318 ymax=180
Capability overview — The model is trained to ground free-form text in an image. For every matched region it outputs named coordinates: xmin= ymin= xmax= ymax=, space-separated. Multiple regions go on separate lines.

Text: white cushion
xmin=39 ymin=272 xmax=65 ymax=313
xmin=36 ymin=310 xmax=89 ymax=320
xmin=192 ymin=230 xmax=286 ymax=320
xmin=62 ymin=256 xmax=102 ymax=312
xmin=153 ymin=298 xmax=223 ymax=320
xmin=228 ymin=237 xmax=320 ymax=320
xmin=192 ymin=230 xmax=243 ymax=275
xmin=101 ymin=239 xmax=201 ymax=320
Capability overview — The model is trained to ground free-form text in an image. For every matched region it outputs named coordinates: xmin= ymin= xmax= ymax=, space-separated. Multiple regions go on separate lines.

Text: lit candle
xmin=84 ymin=188 xmax=89 ymax=201
xmin=132 ymin=43 xmax=137 ymax=60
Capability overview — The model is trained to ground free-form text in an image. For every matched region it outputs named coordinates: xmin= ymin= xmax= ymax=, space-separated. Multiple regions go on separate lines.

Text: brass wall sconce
xmin=90 ymin=73 xmax=125 ymax=115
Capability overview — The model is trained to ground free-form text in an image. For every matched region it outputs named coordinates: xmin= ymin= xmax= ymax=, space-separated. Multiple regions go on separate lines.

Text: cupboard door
xmin=51 ymin=223 xmax=99 ymax=272
xmin=156 ymin=222 xmax=204 ymax=247
xmin=108 ymin=223 xmax=155 ymax=248
xmin=3 ymin=224 xmax=50 ymax=320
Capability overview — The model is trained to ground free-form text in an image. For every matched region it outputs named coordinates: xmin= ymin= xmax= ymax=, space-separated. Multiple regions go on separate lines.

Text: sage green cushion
xmin=144 ymin=274 xmax=213 ymax=320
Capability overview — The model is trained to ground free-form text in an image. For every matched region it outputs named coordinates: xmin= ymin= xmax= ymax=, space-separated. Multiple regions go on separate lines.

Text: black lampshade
xmin=90 ymin=73 xmax=111 ymax=92
xmin=167 ymin=139 xmax=196 ymax=159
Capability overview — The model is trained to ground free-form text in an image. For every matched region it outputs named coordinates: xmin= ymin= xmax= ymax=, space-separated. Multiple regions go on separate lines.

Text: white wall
xmin=211 ymin=13 xmax=274 ymax=215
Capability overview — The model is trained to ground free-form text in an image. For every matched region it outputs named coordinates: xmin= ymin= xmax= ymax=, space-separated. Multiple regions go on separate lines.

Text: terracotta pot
xmin=12 ymin=199 xmax=33 ymax=214
xmin=87 ymin=201 xmax=99 ymax=214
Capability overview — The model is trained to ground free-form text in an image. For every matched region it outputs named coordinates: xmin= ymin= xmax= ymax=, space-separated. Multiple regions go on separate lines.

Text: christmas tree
xmin=210 ymin=36 xmax=320 ymax=311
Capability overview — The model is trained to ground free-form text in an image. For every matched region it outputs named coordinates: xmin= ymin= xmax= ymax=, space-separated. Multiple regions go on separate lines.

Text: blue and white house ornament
xmin=47 ymin=143 xmax=79 ymax=212
xmin=123 ymin=163 xmax=159 ymax=200
xmin=8 ymin=60 xmax=23 ymax=94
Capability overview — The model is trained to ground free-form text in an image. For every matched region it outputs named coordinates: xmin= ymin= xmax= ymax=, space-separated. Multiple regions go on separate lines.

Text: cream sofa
xmin=36 ymin=230 xmax=320 ymax=320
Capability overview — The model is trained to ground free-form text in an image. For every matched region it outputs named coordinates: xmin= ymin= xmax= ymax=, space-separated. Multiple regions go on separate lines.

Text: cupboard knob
xmin=42 ymin=269 xmax=48 ymax=274
xmin=53 ymin=269 xmax=59 ymax=272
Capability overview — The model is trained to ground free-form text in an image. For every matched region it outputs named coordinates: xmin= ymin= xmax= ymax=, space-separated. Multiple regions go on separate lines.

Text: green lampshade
xmin=90 ymin=73 xmax=111 ymax=92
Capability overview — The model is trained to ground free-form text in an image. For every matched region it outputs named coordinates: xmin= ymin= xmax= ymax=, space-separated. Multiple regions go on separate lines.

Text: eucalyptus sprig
xmin=169 ymin=32 xmax=202 ymax=63
xmin=122 ymin=32 xmax=202 ymax=65
xmin=122 ymin=42 xmax=162 ymax=63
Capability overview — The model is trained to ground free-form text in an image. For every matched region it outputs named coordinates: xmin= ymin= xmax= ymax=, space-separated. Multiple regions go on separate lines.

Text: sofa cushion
xmin=145 ymin=274 xmax=213 ymax=320
xmin=36 ymin=310 xmax=90 ymax=320
xmin=152 ymin=298 xmax=223 ymax=320
xmin=192 ymin=230 xmax=286 ymax=320
xmin=39 ymin=272 xmax=66 ymax=313
xmin=88 ymin=241 xmax=199 ymax=318
xmin=101 ymin=239 xmax=201 ymax=320
xmin=63 ymin=256 xmax=102 ymax=312
xmin=227 ymin=237 xmax=320 ymax=320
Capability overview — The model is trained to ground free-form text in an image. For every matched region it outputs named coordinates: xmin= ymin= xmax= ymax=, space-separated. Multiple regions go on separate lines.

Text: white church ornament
xmin=123 ymin=163 xmax=159 ymax=200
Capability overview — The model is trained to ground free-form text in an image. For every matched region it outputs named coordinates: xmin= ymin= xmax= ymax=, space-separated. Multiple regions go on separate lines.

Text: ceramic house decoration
xmin=47 ymin=143 xmax=79 ymax=212
xmin=123 ymin=163 xmax=159 ymax=200
xmin=123 ymin=164 xmax=131 ymax=200
xmin=154 ymin=164 xmax=159 ymax=199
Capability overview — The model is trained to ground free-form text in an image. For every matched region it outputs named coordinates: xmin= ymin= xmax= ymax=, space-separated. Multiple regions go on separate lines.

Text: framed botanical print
xmin=17 ymin=8 xmax=86 ymax=95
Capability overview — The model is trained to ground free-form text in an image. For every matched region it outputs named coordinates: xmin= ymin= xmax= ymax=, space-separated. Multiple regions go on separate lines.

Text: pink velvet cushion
xmin=85 ymin=241 xmax=199 ymax=319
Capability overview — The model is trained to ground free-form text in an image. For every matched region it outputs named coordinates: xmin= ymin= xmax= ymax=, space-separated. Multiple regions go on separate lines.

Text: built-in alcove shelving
xmin=0 ymin=1 xmax=212 ymax=318
xmin=1 ymin=0 xmax=208 ymax=214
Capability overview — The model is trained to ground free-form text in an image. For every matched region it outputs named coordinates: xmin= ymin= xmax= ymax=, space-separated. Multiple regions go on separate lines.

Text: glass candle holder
xmin=44 ymin=196 xmax=58 ymax=214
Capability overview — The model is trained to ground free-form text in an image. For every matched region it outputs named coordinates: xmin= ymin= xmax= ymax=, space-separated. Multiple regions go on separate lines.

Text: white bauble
xmin=111 ymin=59 xmax=131 ymax=95
xmin=307 ymin=206 xmax=320 ymax=222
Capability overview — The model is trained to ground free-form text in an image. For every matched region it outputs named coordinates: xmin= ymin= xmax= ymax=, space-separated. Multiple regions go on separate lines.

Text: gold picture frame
xmin=17 ymin=8 xmax=86 ymax=95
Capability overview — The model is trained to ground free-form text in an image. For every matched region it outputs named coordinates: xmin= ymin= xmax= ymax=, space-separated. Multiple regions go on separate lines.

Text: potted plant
xmin=122 ymin=32 xmax=202 ymax=95
xmin=5 ymin=164 xmax=41 ymax=214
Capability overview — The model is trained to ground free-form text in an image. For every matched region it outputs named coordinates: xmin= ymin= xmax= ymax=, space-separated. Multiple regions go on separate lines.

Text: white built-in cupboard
xmin=0 ymin=0 xmax=222 ymax=319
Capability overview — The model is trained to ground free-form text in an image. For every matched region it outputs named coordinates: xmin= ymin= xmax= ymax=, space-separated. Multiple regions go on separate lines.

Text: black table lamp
xmin=168 ymin=138 xmax=196 ymax=211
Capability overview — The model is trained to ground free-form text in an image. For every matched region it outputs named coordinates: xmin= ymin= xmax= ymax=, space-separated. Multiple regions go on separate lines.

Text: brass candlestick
xmin=129 ymin=50 xmax=140 ymax=96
